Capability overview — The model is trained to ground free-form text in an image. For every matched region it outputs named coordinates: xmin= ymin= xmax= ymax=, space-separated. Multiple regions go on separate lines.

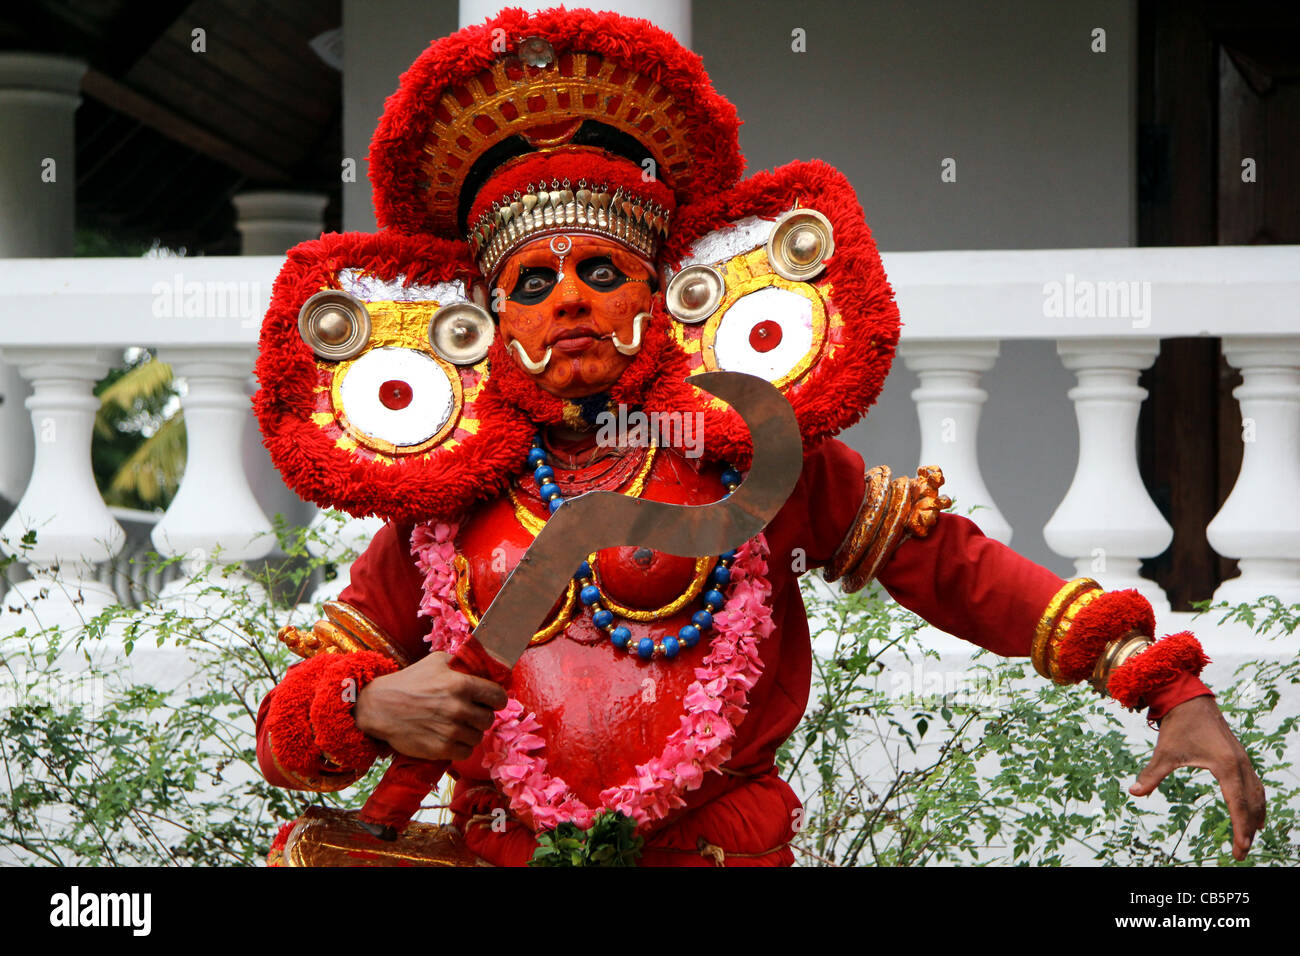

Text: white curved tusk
xmin=507 ymin=338 xmax=552 ymax=373
xmin=611 ymin=311 xmax=649 ymax=356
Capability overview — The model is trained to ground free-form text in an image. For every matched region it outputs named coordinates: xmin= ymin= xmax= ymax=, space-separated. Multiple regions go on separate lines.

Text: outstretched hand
xmin=1129 ymin=695 xmax=1266 ymax=861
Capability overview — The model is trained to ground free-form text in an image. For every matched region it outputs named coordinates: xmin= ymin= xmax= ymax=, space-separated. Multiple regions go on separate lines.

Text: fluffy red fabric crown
xmin=368 ymin=6 xmax=742 ymax=243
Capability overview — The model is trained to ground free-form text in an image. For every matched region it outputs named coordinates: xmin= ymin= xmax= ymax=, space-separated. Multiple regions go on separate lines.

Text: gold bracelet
xmin=1088 ymin=630 xmax=1154 ymax=696
xmin=840 ymin=466 xmax=953 ymax=593
xmin=1031 ymin=578 xmax=1101 ymax=680
xmin=842 ymin=475 xmax=913 ymax=593
xmin=1048 ymin=587 xmax=1104 ymax=683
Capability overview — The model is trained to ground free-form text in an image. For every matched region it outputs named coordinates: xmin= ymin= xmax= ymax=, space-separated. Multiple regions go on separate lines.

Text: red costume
xmin=252 ymin=7 xmax=1210 ymax=867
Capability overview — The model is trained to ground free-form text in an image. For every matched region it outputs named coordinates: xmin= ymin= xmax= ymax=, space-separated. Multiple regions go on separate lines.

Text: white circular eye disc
xmin=338 ymin=347 xmax=454 ymax=447
xmin=712 ymin=287 xmax=815 ymax=382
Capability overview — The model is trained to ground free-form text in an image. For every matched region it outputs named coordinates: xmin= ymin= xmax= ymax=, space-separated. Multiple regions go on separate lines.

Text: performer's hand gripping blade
xmin=357 ymin=372 xmax=803 ymax=838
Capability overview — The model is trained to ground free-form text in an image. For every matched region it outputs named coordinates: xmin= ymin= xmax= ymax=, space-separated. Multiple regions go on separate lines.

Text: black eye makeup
xmin=509 ymin=266 xmax=558 ymax=304
xmin=578 ymin=256 xmax=628 ymax=290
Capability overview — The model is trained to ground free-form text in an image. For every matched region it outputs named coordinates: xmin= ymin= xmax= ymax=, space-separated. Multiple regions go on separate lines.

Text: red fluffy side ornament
xmin=253 ymin=230 xmax=533 ymax=524
xmin=1108 ymin=632 xmax=1211 ymax=711
xmin=652 ymin=160 xmax=901 ymax=464
xmin=263 ymin=654 xmax=337 ymax=777
xmin=264 ymin=650 xmax=397 ymax=777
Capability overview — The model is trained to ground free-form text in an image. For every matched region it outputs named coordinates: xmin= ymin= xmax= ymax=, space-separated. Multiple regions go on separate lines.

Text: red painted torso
xmin=453 ymin=439 xmax=726 ymax=806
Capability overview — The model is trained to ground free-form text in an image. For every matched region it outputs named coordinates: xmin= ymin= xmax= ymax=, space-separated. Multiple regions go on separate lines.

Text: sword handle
xmin=356 ymin=636 xmax=512 ymax=840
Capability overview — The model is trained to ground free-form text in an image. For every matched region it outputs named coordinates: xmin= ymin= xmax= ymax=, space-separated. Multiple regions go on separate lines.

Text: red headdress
xmin=255 ymin=6 xmax=900 ymax=521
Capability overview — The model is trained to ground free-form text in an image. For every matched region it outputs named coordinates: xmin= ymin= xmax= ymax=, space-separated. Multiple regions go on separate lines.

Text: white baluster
xmin=900 ymin=340 xmax=1011 ymax=543
xmin=150 ymin=347 xmax=274 ymax=611
xmin=1207 ymin=337 xmax=1300 ymax=607
xmin=1044 ymin=338 xmax=1171 ymax=614
xmin=0 ymin=348 xmax=125 ymax=630
xmin=305 ymin=510 xmax=385 ymax=606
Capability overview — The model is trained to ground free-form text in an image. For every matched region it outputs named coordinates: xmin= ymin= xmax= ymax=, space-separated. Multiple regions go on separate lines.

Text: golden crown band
xmin=469 ymin=180 xmax=671 ymax=281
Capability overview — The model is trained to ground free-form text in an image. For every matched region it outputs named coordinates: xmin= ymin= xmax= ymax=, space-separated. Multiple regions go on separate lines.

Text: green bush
xmin=782 ymin=584 xmax=1299 ymax=866
xmin=1 ymin=522 xmax=1295 ymax=866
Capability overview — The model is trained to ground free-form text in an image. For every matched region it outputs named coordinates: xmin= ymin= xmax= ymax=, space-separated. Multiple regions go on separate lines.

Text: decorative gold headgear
xmin=419 ymin=48 xmax=693 ymax=238
xmin=469 ymin=178 xmax=670 ymax=280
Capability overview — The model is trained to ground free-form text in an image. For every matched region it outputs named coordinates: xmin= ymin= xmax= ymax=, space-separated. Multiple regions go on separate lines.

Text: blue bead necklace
xmin=528 ymin=435 xmax=742 ymax=661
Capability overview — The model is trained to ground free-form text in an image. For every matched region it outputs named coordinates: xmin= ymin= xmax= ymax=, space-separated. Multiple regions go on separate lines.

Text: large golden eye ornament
xmin=298 ymin=290 xmax=372 ymax=360
xmin=428 ymin=302 xmax=494 ymax=365
xmin=767 ymin=208 xmax=835 ymax=282
xmin=666 ymin=264 xmax=726 ymax=323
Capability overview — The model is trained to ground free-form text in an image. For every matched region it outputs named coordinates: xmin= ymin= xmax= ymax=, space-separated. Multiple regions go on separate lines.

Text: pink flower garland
xmin=409 ymin=520 xmax=775 ymax=833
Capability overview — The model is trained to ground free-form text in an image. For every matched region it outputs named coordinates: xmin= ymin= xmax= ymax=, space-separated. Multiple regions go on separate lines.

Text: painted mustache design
xmin=507 ymin=312 xmax=648 ymax=372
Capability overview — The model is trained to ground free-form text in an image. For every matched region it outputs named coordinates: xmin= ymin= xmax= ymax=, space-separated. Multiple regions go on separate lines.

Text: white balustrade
xmin=1043 ymin=338 xmax=1172 ymax=614
xmin=0 ymin=247 xmax=1296 ymax=640
xmin=305 ymin=510 xmax=386 ymax=606
xmin=1207 ymin=337 xmax=1300 ymax=606
xmin=149 ymin=347 xmax=275 ymax=611
xmin=900 ymin=339 xmax=1011 ymax=543
xmin=0 ymin=347 xmax=125 ymax=629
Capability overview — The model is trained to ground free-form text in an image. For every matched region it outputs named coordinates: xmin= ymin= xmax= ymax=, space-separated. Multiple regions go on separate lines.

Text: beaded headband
xmin=469 ymin=178 xmax=670 ymax=281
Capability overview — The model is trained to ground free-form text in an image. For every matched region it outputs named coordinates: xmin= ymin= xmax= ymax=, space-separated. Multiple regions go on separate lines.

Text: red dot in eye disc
xmin=749 ymin=320 xmax=783 ymax=353
xmin=378 ymin=379 xmax=413 ymax=410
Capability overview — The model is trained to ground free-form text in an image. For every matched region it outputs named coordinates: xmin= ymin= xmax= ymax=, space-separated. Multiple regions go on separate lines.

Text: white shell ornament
xmin=298 ymin=290 xmax=372 ymax=360
xmin=766 ymin=208 xmax=834 ymax=282
xmin=338 ymin=347 xmax=456 ymax=447
xmin=666 ymin=264 xmax=726 ymax=324
xmin=428 ymin=302 xmax=494 ymax=365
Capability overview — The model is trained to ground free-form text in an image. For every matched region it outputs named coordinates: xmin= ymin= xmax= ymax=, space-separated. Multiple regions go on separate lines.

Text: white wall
xmin=695 ymin=0 xmax=1137 ymax=575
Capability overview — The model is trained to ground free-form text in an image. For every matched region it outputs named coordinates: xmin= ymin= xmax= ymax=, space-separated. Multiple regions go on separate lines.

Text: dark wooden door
xmin=1138 ymin=0 xmax=1300 ymax=609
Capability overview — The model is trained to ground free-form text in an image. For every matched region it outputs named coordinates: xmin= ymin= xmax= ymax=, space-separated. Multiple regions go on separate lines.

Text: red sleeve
xmin=763 ymin=438 xmax=867 ymax=572
xmin=336 ymin=520 xmax=431 ymax=662
xmin=875 ymin=511 xmax=1212 ymax=720
xmin=255 ymin=520 xmax=429 ymax=790
xmin=876 ymin=512 xmax=1064 ymax=657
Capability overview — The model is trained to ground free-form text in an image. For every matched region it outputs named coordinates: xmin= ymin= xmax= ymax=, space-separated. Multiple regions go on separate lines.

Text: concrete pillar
xmin=1044 ymin=338 xmax=1172 ymax=615
xmin=232 ymin=190 xmax=329 ymax=256
xmin=232 ymin=190 xmax=327 ymax=547
xmin=0 ymin=54 xmax=86 ymax=511
xmin=459 ymin=0 xmax=691 ymax=43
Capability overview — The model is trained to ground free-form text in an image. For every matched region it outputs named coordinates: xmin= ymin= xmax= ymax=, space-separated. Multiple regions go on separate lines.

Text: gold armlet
xmin=1087 ymin=631 xmax=1154 ymax=697
xmin=277 ymin=600 xmax=412 ymax=666
xmin=827 ymin=465 xmax=953 ymax=594
xmin=1031 ymin=578 xmax=1103 ymax=682
xmin=825 ymin=465 xmax=893 ymax=583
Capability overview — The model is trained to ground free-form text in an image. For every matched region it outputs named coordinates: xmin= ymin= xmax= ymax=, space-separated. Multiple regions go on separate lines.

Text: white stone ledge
xmin=0 ymin=246 xmax=1296 ymax=349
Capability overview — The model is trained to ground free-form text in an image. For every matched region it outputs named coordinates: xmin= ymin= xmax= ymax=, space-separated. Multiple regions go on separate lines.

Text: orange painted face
xmin=493 ymin=235 xmax=655 ymax=399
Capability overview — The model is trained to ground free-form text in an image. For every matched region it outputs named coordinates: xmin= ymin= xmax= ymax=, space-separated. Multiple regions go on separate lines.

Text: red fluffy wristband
xmin=1107 ymin=631 xmax=1210 ymax=711
xmin=265 ymin=654 xmax=339 ymax=777
xmin=309 ymin=651 xmax=399 ymax=770
xmin=1055 ymin=588 xmax=1155 ymax=683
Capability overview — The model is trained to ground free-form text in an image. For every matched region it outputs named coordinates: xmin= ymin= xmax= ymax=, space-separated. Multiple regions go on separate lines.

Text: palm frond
xmin=105 ymin=413 xmax=187 ymax=507
xmin=95 ymin=360 xmax=174 ymax=439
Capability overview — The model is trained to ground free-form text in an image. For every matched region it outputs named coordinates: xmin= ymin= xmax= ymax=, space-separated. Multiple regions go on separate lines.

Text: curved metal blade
xmin=472 ymin=371 xmax=802 ymax=667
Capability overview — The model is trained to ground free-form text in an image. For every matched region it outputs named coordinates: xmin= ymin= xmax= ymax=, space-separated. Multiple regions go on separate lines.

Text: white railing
xmin=0 ymin=247 xmax=1297 ymax=634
